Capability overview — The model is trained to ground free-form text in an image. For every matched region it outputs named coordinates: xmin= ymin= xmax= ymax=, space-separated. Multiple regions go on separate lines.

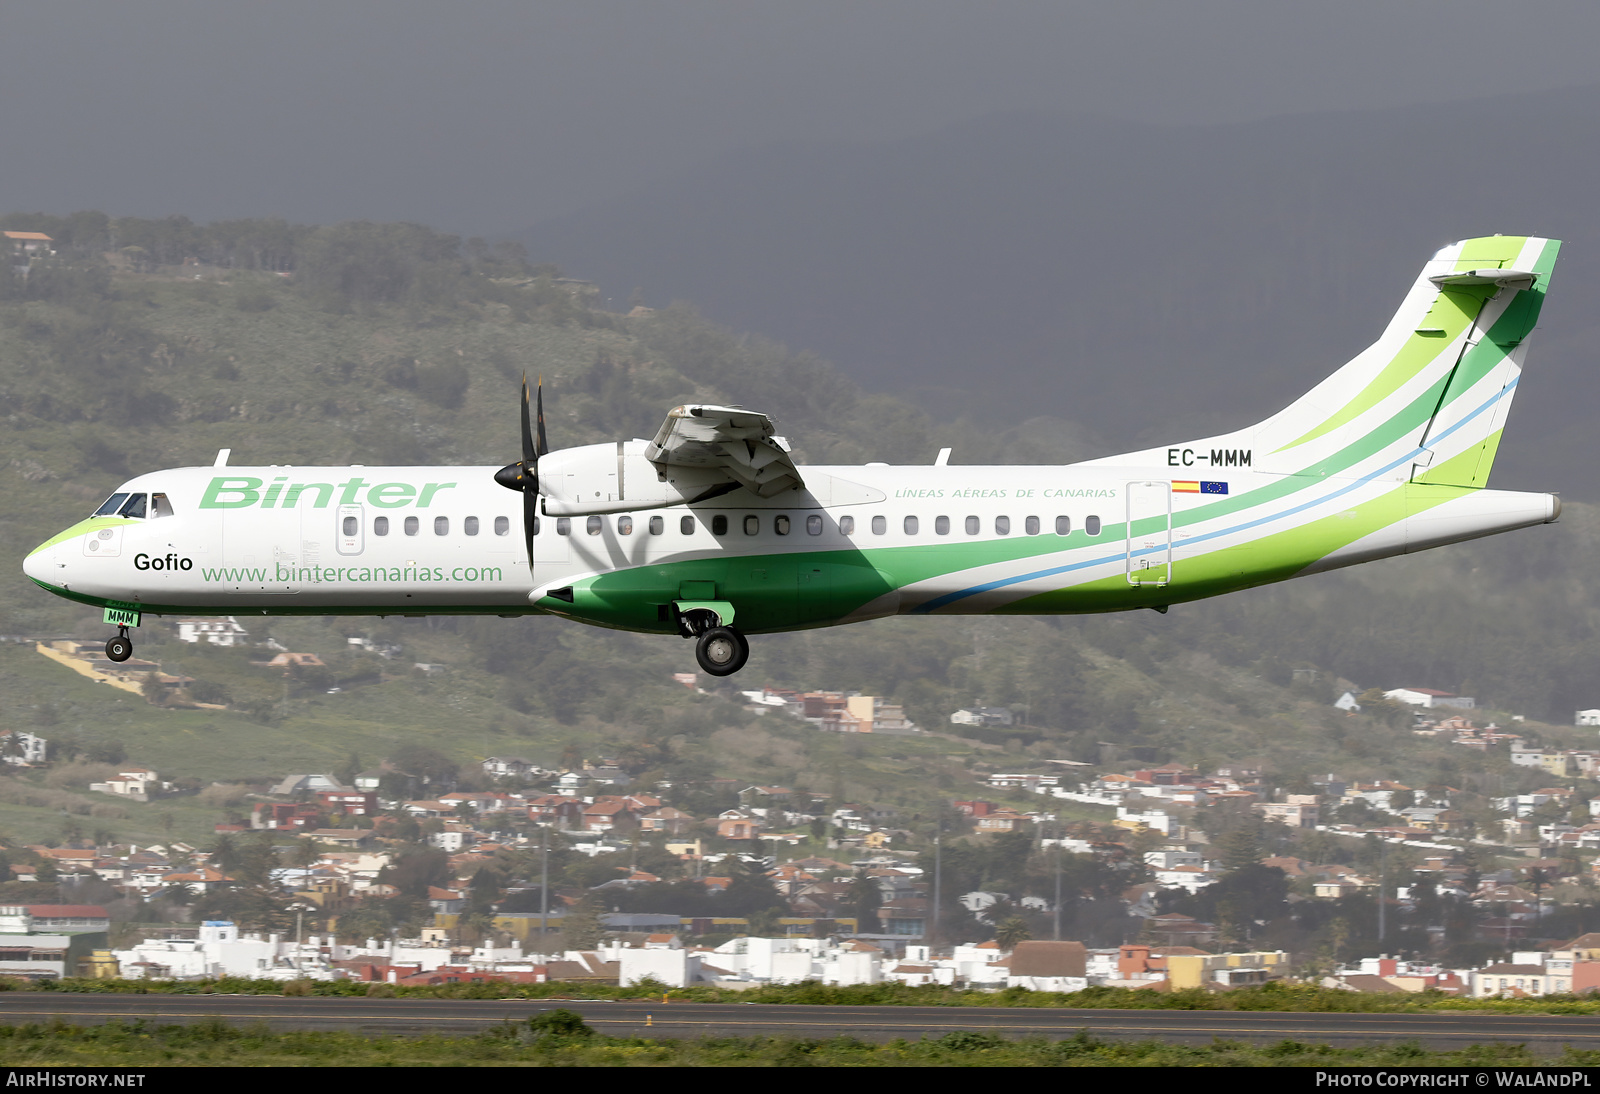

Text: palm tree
xmin=995 ymin=916 xmax=1031 ymax=951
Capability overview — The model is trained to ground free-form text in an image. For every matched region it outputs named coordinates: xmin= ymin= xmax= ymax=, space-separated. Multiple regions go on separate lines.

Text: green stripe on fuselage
xmin=27 ymin=517 xmax=134 ymax=556
xmin=1002 ymin=479 xmax=1467 ymax=615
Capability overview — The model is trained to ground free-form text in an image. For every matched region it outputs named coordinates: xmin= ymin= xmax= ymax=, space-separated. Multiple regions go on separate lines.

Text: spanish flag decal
xmin=1173 ymin=481 xmax=1228 ymax=494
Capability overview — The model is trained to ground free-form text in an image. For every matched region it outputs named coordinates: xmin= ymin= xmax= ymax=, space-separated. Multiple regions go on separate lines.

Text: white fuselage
xmin=23 ymin=460 xmax=1557 ymax=629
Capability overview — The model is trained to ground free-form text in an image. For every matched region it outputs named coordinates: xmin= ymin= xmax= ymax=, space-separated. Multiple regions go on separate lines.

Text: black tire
xmin=105 ymin=636 xmax=133 ymax=663
xmin=695 ymin=627 xmax=749 ymax=676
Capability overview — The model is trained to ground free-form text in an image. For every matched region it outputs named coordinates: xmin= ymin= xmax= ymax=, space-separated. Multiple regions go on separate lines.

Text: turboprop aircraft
xmin=22 ymin=235 xmax=1563 ymax=677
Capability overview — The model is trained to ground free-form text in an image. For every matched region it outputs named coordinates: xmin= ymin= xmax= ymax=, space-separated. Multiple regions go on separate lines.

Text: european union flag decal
xmin=1200 ymin=481 xmax=1228 ymax=494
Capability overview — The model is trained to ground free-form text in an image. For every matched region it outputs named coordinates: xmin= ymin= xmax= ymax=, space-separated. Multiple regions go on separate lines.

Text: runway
xmin=0 ymin=995 xmax=1593 ymax=1051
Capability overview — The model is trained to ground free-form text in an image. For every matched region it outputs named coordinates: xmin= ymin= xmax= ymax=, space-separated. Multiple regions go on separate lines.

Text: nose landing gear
xmin=105 ymin=627 xmax=133 ymax=663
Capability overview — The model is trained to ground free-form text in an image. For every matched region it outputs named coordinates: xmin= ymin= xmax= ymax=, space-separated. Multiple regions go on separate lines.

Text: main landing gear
xmin=105 ymin=627 xmax=133 ymax=663
xmin=696 ymin=627 xmax=749 ymax=677
xmin=678 ymin=607 xmax=750 ymax=677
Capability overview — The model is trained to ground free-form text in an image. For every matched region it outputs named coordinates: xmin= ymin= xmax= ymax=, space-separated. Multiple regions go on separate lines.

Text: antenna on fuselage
xmin=213 ymin=449 xmax=231 ymax=467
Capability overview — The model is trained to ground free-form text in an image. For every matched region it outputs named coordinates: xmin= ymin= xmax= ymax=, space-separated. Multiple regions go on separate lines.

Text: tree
xmin=388 ymin=744 xmax=458 ymax=790
xmin=335 ymin=752 xmax=362 ymax=789
xmin=383 ymin=847 xmax=451 ymax=899
xmin=846 ymin=875 xmax=882 ymax=934
xmin=995 ymin=916 xmax=1032 ymax=951
xmin=1217 ymin=827 xmax=1266 ymax=872
xmin=560 ymin=894 xmax=604 ymax=951
xmin=984 ymin=829 xmax=1035 ymax=890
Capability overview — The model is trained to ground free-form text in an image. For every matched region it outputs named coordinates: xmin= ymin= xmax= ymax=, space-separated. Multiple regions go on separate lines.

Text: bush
xmin=525 ymin=1008 xmax=593 ymax=1040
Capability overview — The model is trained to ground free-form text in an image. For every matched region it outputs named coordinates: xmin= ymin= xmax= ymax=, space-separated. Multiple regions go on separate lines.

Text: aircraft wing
xmin=644 ymin=404 xmax=803 ymax=498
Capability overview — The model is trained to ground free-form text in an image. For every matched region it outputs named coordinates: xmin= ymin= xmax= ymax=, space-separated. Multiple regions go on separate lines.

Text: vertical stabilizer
xmin=1084 ymin=236 xmax=1559 ymax=487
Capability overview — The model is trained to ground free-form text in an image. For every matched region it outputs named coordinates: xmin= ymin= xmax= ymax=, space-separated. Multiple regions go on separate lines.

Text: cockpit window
xmin=118 ymin=494 xmax=147 ymax=519
xmin=93 ymin=493 xmax=130 ymax=517
xmin=151 ymin=493 xmax=174 ymax=518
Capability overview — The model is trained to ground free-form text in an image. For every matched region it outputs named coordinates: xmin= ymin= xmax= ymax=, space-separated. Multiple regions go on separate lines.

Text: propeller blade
xmin=521 ymin=374 xmax=537 ymax=465
xmin=496 ymin=373 xmax=545 ymax=574
xmin=535 ymin=375 xmax=548 ymax=457
xmin=523 ymin=487 xmax=539 ymax=565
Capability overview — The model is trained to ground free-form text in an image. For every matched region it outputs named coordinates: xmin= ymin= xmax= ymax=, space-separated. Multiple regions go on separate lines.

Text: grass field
xmin=0 ymin=1014 xmax=1577 ymax=1068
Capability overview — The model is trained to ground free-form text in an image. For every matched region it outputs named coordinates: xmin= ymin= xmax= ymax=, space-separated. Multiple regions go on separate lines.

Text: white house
xmin=951 ymin=707 xmax=1014 ymax=727
xmin=114 ymin=920 xmax=335 ymax=981
xmin=175 ymin=618 xmax=249 ymax=646
xmin=1385 ymin=687 xmax=1474 ymax=710
xmin=1 ymin=731 xmax=48 ymax=766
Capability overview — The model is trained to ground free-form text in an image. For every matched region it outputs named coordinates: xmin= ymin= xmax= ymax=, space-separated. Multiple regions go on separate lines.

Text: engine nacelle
xmin=539 ymin=441 xmax=731 ymax=515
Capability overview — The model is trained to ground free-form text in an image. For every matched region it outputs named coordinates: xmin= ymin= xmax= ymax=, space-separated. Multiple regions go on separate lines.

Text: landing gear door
xmin=1125 ymin=480 xmax=1172 ymax=587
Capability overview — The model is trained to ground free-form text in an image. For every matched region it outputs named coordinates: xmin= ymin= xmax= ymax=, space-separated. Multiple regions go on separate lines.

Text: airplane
xmin=22 ymin=235 xmax=1563 ymax=679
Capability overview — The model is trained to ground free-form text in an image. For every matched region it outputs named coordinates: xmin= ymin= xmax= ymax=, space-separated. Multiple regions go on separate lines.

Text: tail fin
xmin=1087 ymin=235 xmax=1560 ymax=487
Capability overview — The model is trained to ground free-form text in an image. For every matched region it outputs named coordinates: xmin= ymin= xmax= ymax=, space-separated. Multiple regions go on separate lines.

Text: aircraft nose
xmin=23 ymin=539 xmax=62 ymax=586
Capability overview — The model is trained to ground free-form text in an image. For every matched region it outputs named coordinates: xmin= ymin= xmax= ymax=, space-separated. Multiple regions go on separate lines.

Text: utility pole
xmin=1378 ymin=838 xmax=1387 ymax=944
xmin=932 ymin=833 xmax=942 ymax=950
xmin=1054 ymin=849 xmax=1063 ymax=942
xmin=540 ymin=826 xmax=549 ymax=957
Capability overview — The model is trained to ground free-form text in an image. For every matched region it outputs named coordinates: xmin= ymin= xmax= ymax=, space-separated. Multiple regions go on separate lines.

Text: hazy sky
xmin=4 ymin=2 xmax=1600 ymax=233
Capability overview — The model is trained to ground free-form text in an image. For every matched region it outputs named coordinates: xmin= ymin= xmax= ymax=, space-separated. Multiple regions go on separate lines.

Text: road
xmin=0 ymin=995 xmax=1593 ymax=1051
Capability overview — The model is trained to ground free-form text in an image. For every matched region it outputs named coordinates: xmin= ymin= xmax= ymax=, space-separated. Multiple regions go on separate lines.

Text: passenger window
xmin=464 ymin=516 xmax=479 ymax=536
xmin=434 ymin=516 xmax=449 ymax=536
xmin=151 ymin=493 xmax=175 ymax=518
xmin=1086 ymin=515 xmax=1102 ymax=536
xmin=374 ymin=516 xmax=389 ymax=536
xmin=650 ymin=516 xmax=664 ymax=535
xmin=775 ymin=515 xmax=791 ymax=535
xmin=712 ymin=515 xmax=728 ymax=536
xmin=119 ymin=494 xmax=147 ymax=519
xmin=343 ymin=516 xmax=358 ymax=536
xmin=995 ymin=515 xmax=1010 ymax=535
xmin=904 ymin=516 xmax=919 ymax=535
xmin=743 ymin=515 xmax=759 ymax=535
xmin=586 ymin=516 xmax=602 ymax=535
xmin=494 ymin=516 xmax=510 ymax=536
xmin=618 ymin=515 xmax=633 ymax=535
xmin=404 ymin=516 xmax=419 ymax=536
xmin=871 ymin=516 xmax=886 ymax=535
xmin=1055 ymin=516 xmax=1071 ymax=535
xmin=965 ymin=515 xmax=979 ymax=535
xmin=94 ymin=493 xmax=130 ymax=517
xmin=807 ymin=514 xmax=824 ymax=535
xmin=839 ymin=515 xmax=855 ymax=535
xmin=935 ymin=516 xmax=950 ymax=535
xmin=1025 ymin=516 xmax=1040 ymax=535
xmin=681 ymin=515 xmax=696 ymax=535
xmin=557 ymin=517 xmax=571 ymax=536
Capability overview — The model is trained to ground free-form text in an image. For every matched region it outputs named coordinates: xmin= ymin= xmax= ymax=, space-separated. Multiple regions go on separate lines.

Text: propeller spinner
xmin=494 ymin=375 xmax=547 ymax=565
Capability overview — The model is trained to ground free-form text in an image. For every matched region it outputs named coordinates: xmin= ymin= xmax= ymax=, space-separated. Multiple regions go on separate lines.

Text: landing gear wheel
xmin=695 ymin=626 xmax=749 ymax=677
xmin=105 ymin=633 xmax=133 ymax=663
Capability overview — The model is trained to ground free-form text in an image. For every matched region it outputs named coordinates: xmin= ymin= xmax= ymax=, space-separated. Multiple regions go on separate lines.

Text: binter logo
xmin=134 ymin=552 xmax=193 ymax=571
xmin=199 ymin=476 xmax=457 ymax=509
